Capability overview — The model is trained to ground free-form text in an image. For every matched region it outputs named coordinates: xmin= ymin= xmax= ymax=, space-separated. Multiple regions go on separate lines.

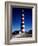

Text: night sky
xmin=12 ymin=8 xmax=32 ymax=32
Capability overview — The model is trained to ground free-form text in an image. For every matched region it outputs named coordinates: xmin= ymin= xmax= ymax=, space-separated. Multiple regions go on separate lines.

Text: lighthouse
xmin=21 ymin=9 xmax=25 ymax=33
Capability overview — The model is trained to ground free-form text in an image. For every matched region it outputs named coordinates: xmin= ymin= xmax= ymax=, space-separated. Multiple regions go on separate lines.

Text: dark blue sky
xmin=12 ymin=8 xmax=32 ymax=32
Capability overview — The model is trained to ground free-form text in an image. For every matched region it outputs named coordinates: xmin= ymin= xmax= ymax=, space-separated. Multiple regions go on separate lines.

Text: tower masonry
xmin=21 ymin=9 xmax=25 ymax=33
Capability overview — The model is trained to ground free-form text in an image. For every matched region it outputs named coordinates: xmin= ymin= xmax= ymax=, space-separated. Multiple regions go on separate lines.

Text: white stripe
xmin=22 ymin=18 xmax=24 ymax=20
xmin=22 ymin=25 xmax=25 ymax=27
xmin=22 ymin=21 xmax=24 ymax=23
xmin=22 ymin=29 xmax=25 ymax=32
xmin=22 ymin=14 xmax=24 ymax=16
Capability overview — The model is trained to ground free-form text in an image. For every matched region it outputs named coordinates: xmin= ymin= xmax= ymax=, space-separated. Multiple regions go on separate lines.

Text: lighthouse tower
xmin=21 ymin=9 xmax=25 ymax=33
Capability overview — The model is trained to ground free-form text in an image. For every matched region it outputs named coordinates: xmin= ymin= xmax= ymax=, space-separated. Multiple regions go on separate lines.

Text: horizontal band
xmin=21 ymin=23 xmax=24 ymax=25
xmin=21 ymin=27 xmax=24 ymax=29
xmin=21 ymin=29 xmax=25 ymax=32
xmin=22 ymin=21 xmax=24 ymax=23
xmin=22 ymin=25 xmax=25 ymax=27
xmin=22 ymin=14 xmax=24 ymax=16
xmin=22 ymin=18 xmax=24 ymax=20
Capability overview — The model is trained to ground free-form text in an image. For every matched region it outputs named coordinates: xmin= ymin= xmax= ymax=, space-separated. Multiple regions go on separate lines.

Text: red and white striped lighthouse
xmin=21 ymin=9 xmax=25 ymax=33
